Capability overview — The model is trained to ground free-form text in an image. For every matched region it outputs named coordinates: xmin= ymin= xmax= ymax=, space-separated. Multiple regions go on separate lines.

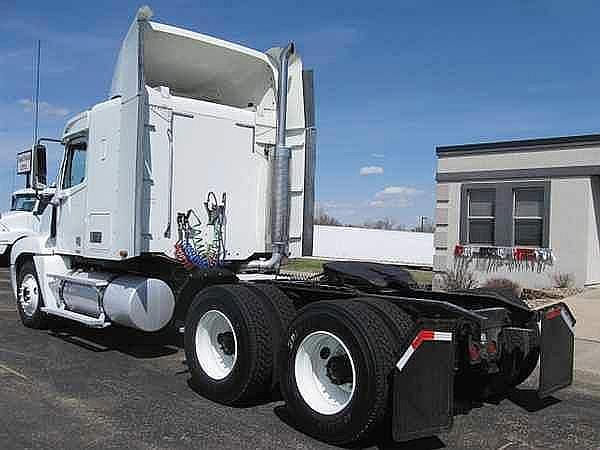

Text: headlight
xmin=0 ymin=222 xmax=9 ymax=232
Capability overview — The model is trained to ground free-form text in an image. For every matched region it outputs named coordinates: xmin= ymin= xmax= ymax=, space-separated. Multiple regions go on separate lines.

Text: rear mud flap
xmin=538 ymin=303 xmax=575 ymax=397
xmin=392 ymin=321 xmax=456 ymax=442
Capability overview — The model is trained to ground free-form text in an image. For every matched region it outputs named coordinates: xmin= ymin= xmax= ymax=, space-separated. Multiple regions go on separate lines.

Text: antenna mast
xmin=33 ymin=39 xmax=41 ymax=149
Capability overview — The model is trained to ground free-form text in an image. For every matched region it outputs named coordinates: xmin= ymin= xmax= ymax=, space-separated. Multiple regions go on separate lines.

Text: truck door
xmin=55 ymin=137 xmax=88 ymax=255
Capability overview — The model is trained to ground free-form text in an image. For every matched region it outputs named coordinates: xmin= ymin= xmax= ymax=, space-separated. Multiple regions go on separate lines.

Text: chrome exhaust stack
xmin=247 ymin=42 xmax=295 ymax=271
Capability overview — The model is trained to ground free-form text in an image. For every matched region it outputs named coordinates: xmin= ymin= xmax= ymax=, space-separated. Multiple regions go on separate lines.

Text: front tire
xmin=280 ymin=300 xmax=400 ymax=445
xmin=16 ymin=260 xmax=48 ymax=329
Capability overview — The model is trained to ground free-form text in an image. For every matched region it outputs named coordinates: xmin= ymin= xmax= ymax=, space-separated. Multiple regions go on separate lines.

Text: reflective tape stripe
xmin=396 ymin=329 xmax=453 ymax=371
xmin=545 ymin=306 xmax=575 ymax=334
xmin=396 ymin=345 xmax=415 ymax=371
xmin=560 ymin=308 xmax=575 ymax=334
xmin=434 ymin=331 xmax=453 ymax=342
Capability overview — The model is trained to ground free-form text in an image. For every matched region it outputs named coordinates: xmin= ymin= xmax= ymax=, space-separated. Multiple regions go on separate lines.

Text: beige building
xmin=433 ymin=134 xmax=600 ymax=290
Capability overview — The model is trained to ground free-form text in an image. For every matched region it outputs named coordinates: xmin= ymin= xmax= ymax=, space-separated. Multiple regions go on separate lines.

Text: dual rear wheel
xmin=184 ymin=287 xmax=414 ymax=445
xmin=184 ymin=284 xmax=296 ymax=405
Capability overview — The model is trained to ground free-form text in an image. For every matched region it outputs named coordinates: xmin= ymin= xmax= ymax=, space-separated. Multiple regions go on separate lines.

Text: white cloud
xmin=359 ymin=165 xmax=384 ymax=176
xmin=370 ymin=185 xmax=423 ymax=208
xmin=18 ymin=99 xmax=69 ymax=118
xmin=371 ymin=153 xmax=385 ymax=158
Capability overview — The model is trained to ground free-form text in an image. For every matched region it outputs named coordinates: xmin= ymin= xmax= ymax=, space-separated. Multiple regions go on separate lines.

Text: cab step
xmin=41 ymin=307 xmax=111 ymax=328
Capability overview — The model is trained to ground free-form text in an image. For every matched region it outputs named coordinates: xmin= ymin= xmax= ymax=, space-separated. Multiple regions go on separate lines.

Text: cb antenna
xmin=32 ymin=39 xmax=41 ymax=150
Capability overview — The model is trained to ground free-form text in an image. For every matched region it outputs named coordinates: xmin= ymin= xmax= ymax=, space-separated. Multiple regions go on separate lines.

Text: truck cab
xmin=10 ymin=7 xmax=315 ymax=330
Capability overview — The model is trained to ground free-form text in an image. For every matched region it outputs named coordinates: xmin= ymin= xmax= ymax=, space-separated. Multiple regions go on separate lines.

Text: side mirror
xmin=32 ymin=144 xmax=47 ymax=190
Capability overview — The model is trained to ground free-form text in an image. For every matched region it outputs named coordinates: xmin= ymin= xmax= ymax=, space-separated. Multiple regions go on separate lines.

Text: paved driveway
xmin=1 ymin=269 xmax=600 ymax=449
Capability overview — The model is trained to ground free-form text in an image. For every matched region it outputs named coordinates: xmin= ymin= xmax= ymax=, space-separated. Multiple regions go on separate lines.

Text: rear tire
xmin=184 ymin=284 xmax=274 ymax=405
xmin=246 ymin=283 xmax=296 ymax=333
xmin=354 ymin=297 xmax=414 ymax=349
xmin=280 ymin=300 xmax=399 ymax=445
xmin=472 ymin=320 xmax=540 ymax=398
xmin=504 ymin=320 xmax=541 ymax=387
xmin=246 ymin=283 xmax=297 ymax=388
xmin=16 ymin=260 xmax=48 ymax=329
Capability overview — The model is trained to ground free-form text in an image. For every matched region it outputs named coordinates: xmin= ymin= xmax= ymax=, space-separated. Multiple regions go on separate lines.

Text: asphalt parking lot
xmin=1 ymin=268 xmax=600 ymax=450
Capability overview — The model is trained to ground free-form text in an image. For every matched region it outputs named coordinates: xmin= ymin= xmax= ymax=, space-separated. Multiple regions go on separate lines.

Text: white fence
xmin=312 ymin=225 xmax=433 ymax=267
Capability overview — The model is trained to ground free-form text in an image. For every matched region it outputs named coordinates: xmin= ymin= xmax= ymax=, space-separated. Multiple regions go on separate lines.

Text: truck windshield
xmin=11 ymin=194 xmax=37 ymax=212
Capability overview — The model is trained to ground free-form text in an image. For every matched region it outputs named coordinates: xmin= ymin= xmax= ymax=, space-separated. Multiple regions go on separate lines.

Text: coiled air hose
xmin=174 ymin=193 xmax=225 ymax=270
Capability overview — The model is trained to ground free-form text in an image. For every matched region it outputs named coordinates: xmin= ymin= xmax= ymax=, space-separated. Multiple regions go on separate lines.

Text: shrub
xmin=482 ymin=278 xmax=523 ymax=299
xmin=551 ymin=272 xmax=575 ymax=289
xmin=442 ymin=259 xmax=478 ymax=291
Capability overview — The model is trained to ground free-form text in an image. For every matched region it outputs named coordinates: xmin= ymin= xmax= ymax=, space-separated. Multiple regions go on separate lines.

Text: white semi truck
xmin=0 ymin=187 xmax=55 ymax=266
xmin=12 ymin=7 xmax=575 ymax=445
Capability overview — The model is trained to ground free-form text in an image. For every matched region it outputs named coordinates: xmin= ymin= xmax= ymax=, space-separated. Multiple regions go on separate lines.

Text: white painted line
xmin=0 ymin=363 xmax=29 ymax=381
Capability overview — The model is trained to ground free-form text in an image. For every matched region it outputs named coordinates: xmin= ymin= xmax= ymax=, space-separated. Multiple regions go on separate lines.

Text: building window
xmin=467 ymin=189 xmax=495 ymax=244
xmin=461 ymin=181 xmax=550 ymax=248
xmin=514 ymin=188 xmax=544 ymax=247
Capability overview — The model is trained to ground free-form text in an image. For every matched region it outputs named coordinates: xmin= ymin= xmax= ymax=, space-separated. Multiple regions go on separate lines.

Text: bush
xmin=482 ymin=278 xmax=523 ymax=299
xmin=442 ymin=259 xmax=478 ymax=291
xmin=551 ymin=272 xmax=575 ymax=289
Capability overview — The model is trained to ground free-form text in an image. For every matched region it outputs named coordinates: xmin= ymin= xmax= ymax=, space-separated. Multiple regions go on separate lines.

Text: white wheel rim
xmin=294 ymin=331 xmax=357 ymax=415
xmin=19 ymin=274 xmax=40 ymax=317
xmin=195 ymin=310 xmax=238 ymax=380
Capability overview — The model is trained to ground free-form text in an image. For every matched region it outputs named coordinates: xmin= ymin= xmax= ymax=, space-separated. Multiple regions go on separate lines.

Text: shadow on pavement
xmin=454 ymin=387 xmax=560 ymax=415
xmin=507 ymin=387 xmax=561 ymax=412
xmin=47 ymin=321 xmax=182 ymax=359
xmin=186 ymin=377 xmax=284 ymax=409
xmin=273 ymin=405 xmax=446 ymax=450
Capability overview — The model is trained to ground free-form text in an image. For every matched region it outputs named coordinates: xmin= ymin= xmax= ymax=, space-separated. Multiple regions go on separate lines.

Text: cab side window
xmin=62 ymin=141 xmax=87 ymax=189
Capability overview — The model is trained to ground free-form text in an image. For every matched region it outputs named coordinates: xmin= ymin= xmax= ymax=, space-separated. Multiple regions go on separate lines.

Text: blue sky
xmin=1 ymin=1 xmax=600 ymax=227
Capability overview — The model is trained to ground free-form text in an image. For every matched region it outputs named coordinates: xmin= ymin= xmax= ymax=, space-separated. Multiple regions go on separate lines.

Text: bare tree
xmin=362 ymin=217 xmax=406 ymax=231
xmin=442 ymin=258 xmax=478 ymax=291
xmin=314 ymin=207 xmax=342 ymax=226
xmin=412 ymin=216 xmax=434 ymax=233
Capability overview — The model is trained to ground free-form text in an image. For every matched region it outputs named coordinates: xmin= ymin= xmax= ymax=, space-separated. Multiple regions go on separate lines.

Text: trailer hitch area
xmin=537 ymin=302 xmax=575 ymax=397
xmin=467 ymin=308 xmax=510 ymax=368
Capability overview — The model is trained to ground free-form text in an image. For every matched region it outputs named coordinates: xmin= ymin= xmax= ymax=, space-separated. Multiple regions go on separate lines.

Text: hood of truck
xmin=0 ymin=211 xmax=35 ymax=232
